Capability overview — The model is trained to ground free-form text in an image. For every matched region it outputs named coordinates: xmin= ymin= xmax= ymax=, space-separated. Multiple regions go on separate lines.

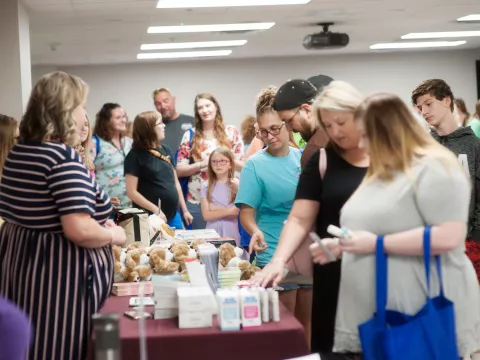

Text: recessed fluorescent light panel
xmin=402 ymin=31 xmax=480 ymax=39
xmin=141 ymin=40 xmax=247 ymax=51
xmin=137 ymin=50 xmax=232 ymax=60
xmin=370 ymin=41 xmax=466 ymax=50
xmin=157 ymin=0 xmax=310 ymax=8
xmin=148 ymin=22 xmax=275 ymax=34
xmin=457 ymin=14 xmax=480 ymax=22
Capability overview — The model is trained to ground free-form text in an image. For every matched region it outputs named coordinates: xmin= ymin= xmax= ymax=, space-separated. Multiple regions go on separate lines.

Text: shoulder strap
xmin=92 ymin=134 xmax=100 ymax=158
xmin=188 ymin=128 xmax=194 ymax=146
xmin=149 ymin=148 xmax=173 ymax=166
xmin=318 ymin=148 xmax=327 ymax=179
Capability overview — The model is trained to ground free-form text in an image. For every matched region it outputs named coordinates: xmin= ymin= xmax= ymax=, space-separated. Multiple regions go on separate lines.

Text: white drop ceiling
xmin=24 ymin=0 xmax=480 ymax=66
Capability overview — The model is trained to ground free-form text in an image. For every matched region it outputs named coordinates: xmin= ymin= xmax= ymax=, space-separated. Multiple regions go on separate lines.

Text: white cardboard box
xmin=177 ymin=286 xmax=214 ymax=312
xmin=178 ymin=311 xmax=213 ymax=329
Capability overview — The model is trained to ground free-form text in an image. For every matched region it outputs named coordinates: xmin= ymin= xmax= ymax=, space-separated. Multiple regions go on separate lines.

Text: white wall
xmin=1 ymin=0 xmax=31 ymax=120
xmin=33 ymin=49 xmax=480 ymax=128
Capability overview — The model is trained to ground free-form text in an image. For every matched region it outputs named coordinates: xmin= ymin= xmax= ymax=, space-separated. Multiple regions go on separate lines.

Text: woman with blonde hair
xmin=253 ymin=81 xmax=368 ymax=353
xmin=75 ymin=114 xmax=95 ymax=177
xmin=0 ymin=71 xmax=126 ymax=360
xmin=176 ymin=93 xmax=244 ymax=229
xmin=0 ymin=114 xmax=19 ymax=177
xmin=311 ymin=93 xmax=480 ymax=359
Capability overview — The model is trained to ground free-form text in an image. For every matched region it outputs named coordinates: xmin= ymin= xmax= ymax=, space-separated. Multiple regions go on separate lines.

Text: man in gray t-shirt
xmin=153 ymin=88 xmax=194 ymax=154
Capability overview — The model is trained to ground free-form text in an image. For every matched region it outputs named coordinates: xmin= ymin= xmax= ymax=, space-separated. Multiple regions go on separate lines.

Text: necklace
xmin=110 ymin=137 xmax=125 ymax=157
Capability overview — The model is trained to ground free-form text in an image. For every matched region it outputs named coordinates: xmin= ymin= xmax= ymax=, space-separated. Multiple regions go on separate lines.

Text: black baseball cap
xmin=273 ymin=79 xmax=319 ymax=112
xmin=307 ymin=74 xmax=334 ymax=92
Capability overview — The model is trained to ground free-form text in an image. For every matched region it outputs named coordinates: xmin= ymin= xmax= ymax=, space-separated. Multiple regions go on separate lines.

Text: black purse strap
xmin=133 ymin=214 xmax=141 ymax=242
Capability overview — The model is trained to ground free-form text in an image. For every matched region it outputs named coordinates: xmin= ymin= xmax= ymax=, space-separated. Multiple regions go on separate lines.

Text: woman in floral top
xmin=176 ymin=93 xmax=244 ymax=230
xmin=91 ymin=103 xmax=133 ymax=210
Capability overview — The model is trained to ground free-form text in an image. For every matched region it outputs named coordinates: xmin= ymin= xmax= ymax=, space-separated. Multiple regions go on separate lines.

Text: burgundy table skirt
xmin=87 ymin=296 xmax=309 ymax=360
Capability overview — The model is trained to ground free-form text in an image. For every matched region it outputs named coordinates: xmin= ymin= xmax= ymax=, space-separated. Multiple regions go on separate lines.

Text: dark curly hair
xmin=411 ymin=79 xmax=455 ymax=112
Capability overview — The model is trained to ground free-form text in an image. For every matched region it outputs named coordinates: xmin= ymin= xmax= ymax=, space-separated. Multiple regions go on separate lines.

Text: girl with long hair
xmin=176 ymin=93 xmax=244 ymax=229
xmin=200 ymin=147 xmax=240 ymax=244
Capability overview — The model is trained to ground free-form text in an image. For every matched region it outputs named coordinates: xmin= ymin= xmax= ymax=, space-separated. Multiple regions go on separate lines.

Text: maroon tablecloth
xmin=87 ymin=296 xmax=309 ymax=360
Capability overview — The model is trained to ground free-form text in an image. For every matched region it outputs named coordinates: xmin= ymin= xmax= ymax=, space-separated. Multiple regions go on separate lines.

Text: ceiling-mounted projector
xmin=303 ymin=22 xmax=350 ymax=50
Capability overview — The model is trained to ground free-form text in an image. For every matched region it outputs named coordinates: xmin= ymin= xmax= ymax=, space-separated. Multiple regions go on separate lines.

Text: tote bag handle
xmin=375 ymin=226 xmax=445 ymax=327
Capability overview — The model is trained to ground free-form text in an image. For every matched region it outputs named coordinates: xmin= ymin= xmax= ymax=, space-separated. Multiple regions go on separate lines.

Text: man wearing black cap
xmin=273 ymin=77 xmax=332 ymax=168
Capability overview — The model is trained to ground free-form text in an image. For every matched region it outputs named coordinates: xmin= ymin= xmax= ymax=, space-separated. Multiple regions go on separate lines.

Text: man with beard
xmin=273 ymin=75 xmax=333 ymax=168
xmin=153 ymin=88 xmax=194 ymax=154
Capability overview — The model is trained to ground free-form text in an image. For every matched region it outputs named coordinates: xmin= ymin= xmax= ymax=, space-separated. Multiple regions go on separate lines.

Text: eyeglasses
xmin=257 ymin=122 xmax=286 ymax=138
xmin=211 ymin=160 xmax=230 ymax=166
xmin=284 ymin=107 xmax=300 ymax=126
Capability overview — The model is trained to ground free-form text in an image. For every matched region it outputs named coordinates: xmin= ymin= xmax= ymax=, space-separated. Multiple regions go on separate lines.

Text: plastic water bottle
xmin=92 ymin=313 xmax=121 ymax=360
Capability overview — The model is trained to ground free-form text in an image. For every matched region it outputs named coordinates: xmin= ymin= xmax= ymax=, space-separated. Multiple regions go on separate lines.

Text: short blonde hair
xmin=152 ymin=88 xmax=171 ymax=98
xmin=20 ymin=71 xmax=88 ymax=147
xmin=314 ymin=80 xmax=363 ymax=153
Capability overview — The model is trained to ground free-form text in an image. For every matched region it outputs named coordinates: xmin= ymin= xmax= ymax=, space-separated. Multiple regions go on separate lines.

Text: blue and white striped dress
xmin=0 ymin=142 xmax=114 ymax=360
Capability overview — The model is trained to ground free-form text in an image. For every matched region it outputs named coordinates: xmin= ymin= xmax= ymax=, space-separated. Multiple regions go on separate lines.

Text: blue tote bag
xmin=358 ymin=226 xmax=459 ymax=360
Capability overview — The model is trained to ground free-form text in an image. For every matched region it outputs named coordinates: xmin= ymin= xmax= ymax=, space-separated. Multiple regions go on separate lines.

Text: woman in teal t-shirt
xmin=235 ymin=86 xmax=308 ymax=334
xmin=468 ymin=100 xmax=480 ymax=138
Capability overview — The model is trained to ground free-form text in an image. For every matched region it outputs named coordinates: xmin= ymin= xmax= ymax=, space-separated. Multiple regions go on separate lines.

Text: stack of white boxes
xmin=177 ymin=286 xmax=214 ymax=329
xmin=152 ymin=275 xmax=189 ymax=319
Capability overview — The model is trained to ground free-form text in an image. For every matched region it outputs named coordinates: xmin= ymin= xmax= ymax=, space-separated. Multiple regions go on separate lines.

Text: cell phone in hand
xmin=309 ymin=232 xmax=336 ymax=262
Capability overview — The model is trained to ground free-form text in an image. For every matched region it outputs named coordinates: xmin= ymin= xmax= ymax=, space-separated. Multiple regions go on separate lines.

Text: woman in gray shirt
xmin=311 ymin=93 xmax=480 ymax=358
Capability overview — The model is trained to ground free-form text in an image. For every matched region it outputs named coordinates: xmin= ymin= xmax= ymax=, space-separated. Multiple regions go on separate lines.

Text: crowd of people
xmin=0 ymin=71 xmax=480 ymax=360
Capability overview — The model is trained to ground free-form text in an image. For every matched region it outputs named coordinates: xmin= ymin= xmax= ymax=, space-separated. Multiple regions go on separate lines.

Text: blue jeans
xmin=185 ymin=201 xmax=207 ymax=230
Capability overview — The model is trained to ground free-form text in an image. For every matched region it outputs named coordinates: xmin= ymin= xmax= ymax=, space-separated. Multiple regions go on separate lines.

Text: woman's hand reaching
xmin=309 ymin=238 xmax=342 ymax=265
xmin=249 ymin=230 xmax=267 ymax=255
xmin=183 ymin=211 xmax=194 ymax=225
xmin=250 ymin=258 xmax=285 ymax=287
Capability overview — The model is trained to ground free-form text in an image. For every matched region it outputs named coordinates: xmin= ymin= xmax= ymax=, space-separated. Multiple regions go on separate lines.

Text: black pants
xmin=311 ymin=260 xmax=342 ymax=353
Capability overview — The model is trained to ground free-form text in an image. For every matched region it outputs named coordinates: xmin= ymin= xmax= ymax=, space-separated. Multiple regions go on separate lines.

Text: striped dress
xmin=0 ymin=142 xmax=114 ymax=360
